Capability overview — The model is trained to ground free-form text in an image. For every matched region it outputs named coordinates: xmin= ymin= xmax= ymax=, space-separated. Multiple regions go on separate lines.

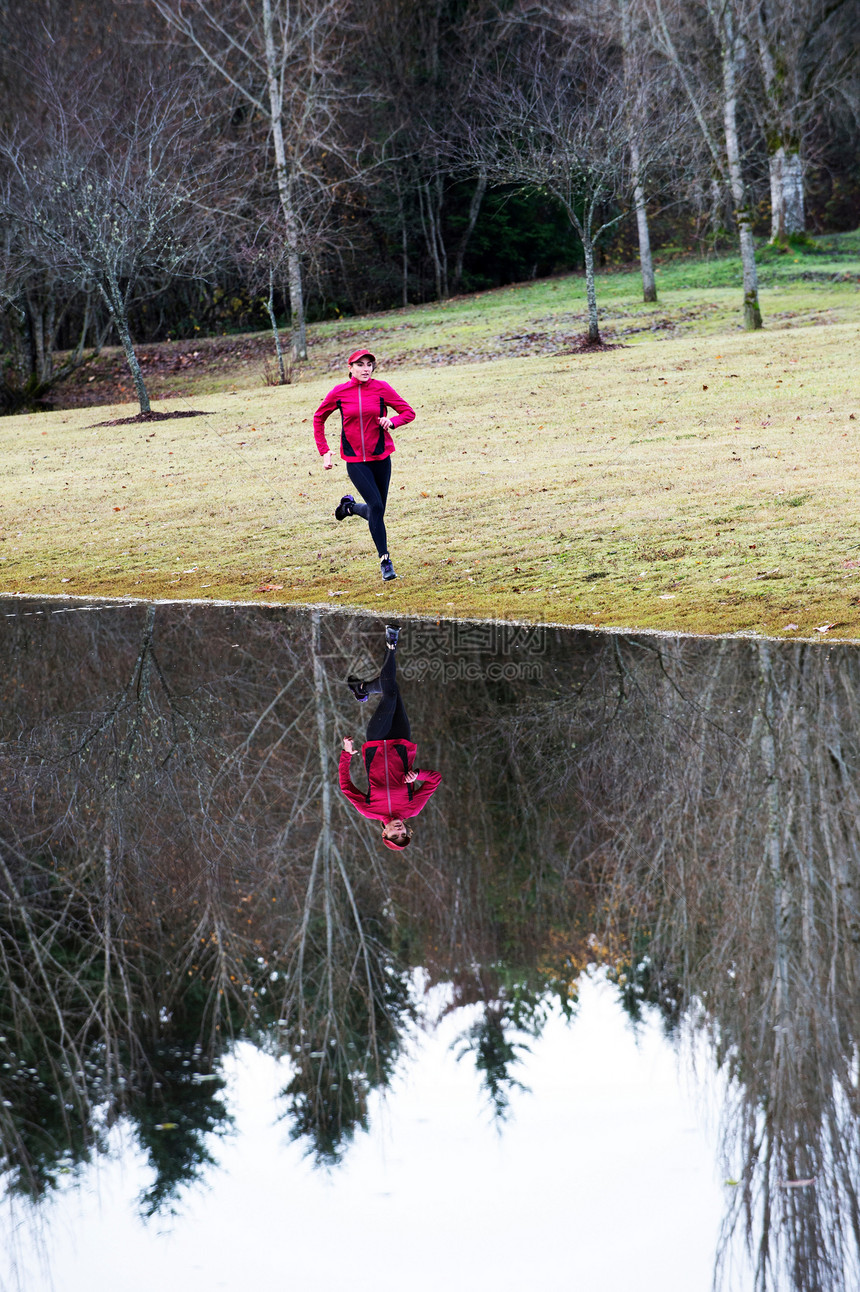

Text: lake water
xmin=2 ymin=600 xmax=858 ymax=1291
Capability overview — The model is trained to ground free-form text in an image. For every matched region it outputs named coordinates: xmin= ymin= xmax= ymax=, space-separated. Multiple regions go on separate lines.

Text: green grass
xmin=3 ymin=231 xmax=860 ymax=638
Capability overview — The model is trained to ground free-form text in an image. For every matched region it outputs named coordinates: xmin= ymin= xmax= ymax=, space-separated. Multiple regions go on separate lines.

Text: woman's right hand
xmin=342 ymin=737 xmax=356 ymax=754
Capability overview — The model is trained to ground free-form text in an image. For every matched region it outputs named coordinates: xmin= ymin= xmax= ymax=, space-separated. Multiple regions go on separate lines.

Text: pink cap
xmin=348 ymin=349 xmax=376 ymax=365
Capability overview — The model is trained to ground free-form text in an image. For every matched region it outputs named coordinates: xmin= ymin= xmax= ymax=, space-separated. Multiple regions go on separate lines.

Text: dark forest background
xmin=0 ymin=0 xmax=858 ymax=407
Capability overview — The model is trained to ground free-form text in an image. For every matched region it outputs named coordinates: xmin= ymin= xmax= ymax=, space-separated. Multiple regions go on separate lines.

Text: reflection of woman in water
xmin=339 ymin=625 xmax=442 ymax=850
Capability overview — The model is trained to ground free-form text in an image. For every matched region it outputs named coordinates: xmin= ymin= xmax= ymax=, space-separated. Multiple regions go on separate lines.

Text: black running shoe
xmin=346 ymin=674 xmax=370 ymax=702
xmin=385 ymin=624 xmax=400 ymax=647
xmin=335 ymin=494 xmax=355 ymax=521
xmin=380 ymin=556 xmax=397 ymax=581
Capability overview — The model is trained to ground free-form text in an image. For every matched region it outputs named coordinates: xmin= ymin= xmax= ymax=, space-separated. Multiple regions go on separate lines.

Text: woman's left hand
xmin=404 ymin=770 xmax=418 ymax=783
xmin=379 ymin=415 xmax=394 ymax=432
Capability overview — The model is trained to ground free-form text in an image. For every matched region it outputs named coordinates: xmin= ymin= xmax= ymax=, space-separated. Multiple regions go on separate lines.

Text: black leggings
xmin=366 ymin=649 xmax=411 ymax=742
xmin=346 ymin=457 xmax=392 ymax=558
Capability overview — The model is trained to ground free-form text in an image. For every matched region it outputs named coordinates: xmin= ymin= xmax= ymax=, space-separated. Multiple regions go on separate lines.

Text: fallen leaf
xmin=815 ymin=623 xmax=835 ymax=633
xmin=784 ymin=623 xmax=799 ymax=631
xmin=256 ymin=583 xmax=284 ymax=592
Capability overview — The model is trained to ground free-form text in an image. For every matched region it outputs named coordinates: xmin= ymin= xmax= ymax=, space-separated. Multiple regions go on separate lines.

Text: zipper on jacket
xmin=383 ymin=743 xmax=392 ymax=815
xmin=358 ymin=383 xmax=366 ymax=461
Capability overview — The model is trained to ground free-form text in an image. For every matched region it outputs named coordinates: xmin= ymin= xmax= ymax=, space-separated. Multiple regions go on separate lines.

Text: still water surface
xmin=2 ymin=600 xmax=858 ymax=1291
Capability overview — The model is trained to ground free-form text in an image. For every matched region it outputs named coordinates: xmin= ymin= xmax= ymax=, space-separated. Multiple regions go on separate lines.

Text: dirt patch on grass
xmin=89 ymin=409 xmax=212 ymax=427
xmin=564 ymin=335 xmax=625 ymax=352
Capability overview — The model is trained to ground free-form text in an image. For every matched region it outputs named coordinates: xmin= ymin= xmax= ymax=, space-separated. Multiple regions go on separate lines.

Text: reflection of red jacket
xmin=313 ymin=376 xmax=415 ymax=462
xmin=339 ymin=740 xmax=442 ymax=822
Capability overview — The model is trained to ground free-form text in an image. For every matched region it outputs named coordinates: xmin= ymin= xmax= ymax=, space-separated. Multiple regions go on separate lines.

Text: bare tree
xmin=1 ymin=66 xmax=217 ymax=415
xmin=353 ymin=0 xmax=501 ymax=304
xmin=748 ymin=0 xmax=858 ymax=241
xmin=644 ymin=0 xmax=763 ymax=328
xmin=0 ymin=237 xmax=108 ymax=413
xmin=618 ymin=0 xmax=659 ymax=301
xmin=151 ymin=0 xmax=348 ymax=362
xmin=531 ymin=0 xmax=665 ymax=303
xmin=463 ymin=37 xmax=661 ymax=344
xmin=236 ymin=210 xmax=294 ymax=385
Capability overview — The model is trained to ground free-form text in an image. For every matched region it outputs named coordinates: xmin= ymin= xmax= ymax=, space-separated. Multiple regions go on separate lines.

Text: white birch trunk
xmin=630 ymin=141 xmax=657 ymax=302
xmin=263 ymin=0 xmax=308 ymax=361
xmin=758 ymin=644 xmax=791 ymax=1040
xmin=621 ymin=0 xmax=657 ymax=303
xmin=719 ymin=9 xmax=763 ymax=330
xmin=769 ymin=146 xmax=805 ymax=240
xmin=753 ymin=7 xmax=806 ymax=242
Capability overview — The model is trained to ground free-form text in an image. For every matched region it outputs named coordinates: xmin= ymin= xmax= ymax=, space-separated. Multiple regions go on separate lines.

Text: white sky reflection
xmin=0 ymin=972 xmax=736 ymax=1292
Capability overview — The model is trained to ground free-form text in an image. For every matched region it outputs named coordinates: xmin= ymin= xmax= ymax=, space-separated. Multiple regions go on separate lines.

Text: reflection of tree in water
xmin=569 ymin=637 xmax=860 ymax=1292
xmin=8 ymin=606 xmax=860 ymax=1286
xmin=0 ymin=605 xmax=425 ymax=1194
xmin=0 ymin=609 xmax=601 ymax=1193
xmin=449 ymin=968 xmax=564 ymax=1121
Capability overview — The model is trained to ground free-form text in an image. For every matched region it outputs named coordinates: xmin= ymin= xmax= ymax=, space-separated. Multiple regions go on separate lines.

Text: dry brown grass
xmin=2 ymin=320 xmax=859 ymax=637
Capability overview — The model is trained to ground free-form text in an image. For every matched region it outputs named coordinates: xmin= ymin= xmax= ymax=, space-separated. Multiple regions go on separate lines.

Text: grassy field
xmin=2 ymin=233 xmax=859 ymax=638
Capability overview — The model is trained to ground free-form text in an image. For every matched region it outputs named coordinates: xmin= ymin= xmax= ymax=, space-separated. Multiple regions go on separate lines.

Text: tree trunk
xmin=452 ymin=170 xmax=487 ymax=293
xmin=111 ymin=304 xmax=151 ymax=414
xmin=401 ymin=217 xmax=409 ymax=308
xmin=753 ymin=6 xmax=806 ymax=244
xmin=435 ymin=174 xmax=449 ymax=299
xmin=265 ymin=268 xmax=288 ymax=384
xmin=397 ymin=185 xmax=409 ymax=308
xmin=720 ymin=10 xmax=763 ymax=330
xmin=582 ymin=235 xmax=601 ymax=343
xmin=630 ymin=141 xmax=657 ymax=303
xmin=418 ymin=181 xmax=444 ymax=301
xmin=620 ymin=0 xmax=656 ymax=303
xmin=757 ymin=643 xmax=791 ymax=1060
xmin=263 ymin=0 xmax=308 ymax=361
xmin=769 ymin=146 xmax=805 ymax=241
xmin=312 ymin=609 xmax=334 ymax=862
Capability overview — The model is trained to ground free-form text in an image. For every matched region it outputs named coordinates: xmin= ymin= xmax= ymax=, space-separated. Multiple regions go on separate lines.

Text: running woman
xmin=313 ymin=349 xmax=415 ymax=582
xmin=339 ymin=625 xmax=442 ymax=850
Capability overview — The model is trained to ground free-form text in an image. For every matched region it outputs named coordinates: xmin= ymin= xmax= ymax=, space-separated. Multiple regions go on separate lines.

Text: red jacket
xmin=339 ymin=740 xmax=442 ymax=822
xmin=313 ymin=376 xmax=415 ymax=462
